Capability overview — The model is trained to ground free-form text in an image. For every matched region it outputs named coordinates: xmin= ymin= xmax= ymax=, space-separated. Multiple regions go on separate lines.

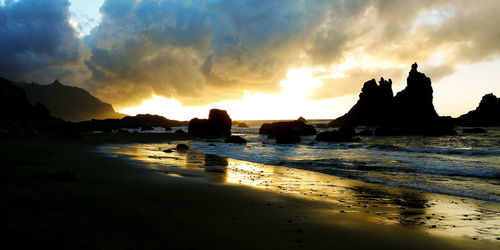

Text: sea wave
xmin=364 ymin=144 xmax=500 ymax=156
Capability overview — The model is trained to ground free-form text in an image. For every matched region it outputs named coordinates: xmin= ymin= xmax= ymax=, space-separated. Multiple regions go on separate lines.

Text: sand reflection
xmin=102 ymin=143 xmax=500 ymax=242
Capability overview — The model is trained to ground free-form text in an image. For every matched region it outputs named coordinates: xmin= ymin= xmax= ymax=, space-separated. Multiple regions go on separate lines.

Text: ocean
xmin=180 ymin=121 xmax=500 ymax=203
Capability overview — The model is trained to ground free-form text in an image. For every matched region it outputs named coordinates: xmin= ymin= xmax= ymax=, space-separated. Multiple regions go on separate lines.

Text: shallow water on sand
xmin=100 ymin=143 xmax=500 ymax=243
xmin=184 ymin=124 xmax=500 ymax=203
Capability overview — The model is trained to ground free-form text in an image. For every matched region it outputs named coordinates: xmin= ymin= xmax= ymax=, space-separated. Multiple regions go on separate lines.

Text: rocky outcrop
xmin=259 ymin=119 xmax=315 ymax=144
xmin=259 ymin=120 xmax=316 ymax=136
xmin=16 ymin=79 xmax=124 ymax=122
xmin=455 ymin=93 xmax=500 ymax=126
xmin=392 ymin=63 xmax=438 ymax=126
xmin=329 ymin=77 xmax=393 ymax=127
xmin=188 ymin=109 xmax=232 ymax=138
xmin=74 ymin=114 xmax=188 ymax=132
xmin=328 ymin=63 xmax=455 ymax=136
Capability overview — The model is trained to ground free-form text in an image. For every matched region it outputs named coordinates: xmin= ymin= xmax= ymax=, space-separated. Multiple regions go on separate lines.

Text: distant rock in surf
xmin=455 ymin=93 xmax=500 ymax=126
xmin=297 ymin=116 xmax=307 ymax=123
xmin=259 ymin=120 xmax=316 ymax=136
xmin=188 ymin=109 xmax=232 ymax=138
xmin=232 ymin=121 xmax=249 ymax=127
xmin=225 ymin=135 xmax=247 ymax=144
xmin=176 ymin=144 xmax=189 ymax=151
xmin=259 ymin=118 xmax=315 ymax=144
xmin=75 ymin=114 xmax=188 ymax=132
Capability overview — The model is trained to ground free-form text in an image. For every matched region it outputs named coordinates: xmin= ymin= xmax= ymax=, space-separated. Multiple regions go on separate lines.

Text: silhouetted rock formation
xmin=455 ymin=93 xmax=500 ymax=126
xmin=329 ymin=63 xmax=456 ymax=136
xmin=259 ymin=120 xmax=316 ymax=136
xmin=259 ymin=119 xmax=315 ymax=144
xmin=120 ymin=114 xmax=184 ymax=129
xmin=188 ymin=109 xmax=232 ymax=138
xmin=392 ymin=63 xmax=438 ymax=125
xmin=225 ymin=136 xmax=247 ymax=144
xmin=16 ymin=79 xmax=123 ymax=122
xmin=329 ymin=77 xmax=393 ymax=127
xmin=75 ymin=114 xmax=188 ymax=132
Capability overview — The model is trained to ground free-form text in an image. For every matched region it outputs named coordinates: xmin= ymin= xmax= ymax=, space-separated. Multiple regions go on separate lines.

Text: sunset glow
xmin=120 ymin=67 xmax=357 ymax=120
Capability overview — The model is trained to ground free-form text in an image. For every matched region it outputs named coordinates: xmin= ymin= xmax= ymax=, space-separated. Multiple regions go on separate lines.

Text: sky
xmin=0 ymin=0 xmax=499 ymax=120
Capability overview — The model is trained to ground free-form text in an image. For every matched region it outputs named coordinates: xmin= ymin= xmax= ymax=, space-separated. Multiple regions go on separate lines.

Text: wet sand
xmin=2 ymin=133 xmax=499 ymax=249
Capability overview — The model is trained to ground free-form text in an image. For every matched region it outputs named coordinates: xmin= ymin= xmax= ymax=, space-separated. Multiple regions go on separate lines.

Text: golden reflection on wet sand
xmin=101 ymin=143 xmax=500 ymax=242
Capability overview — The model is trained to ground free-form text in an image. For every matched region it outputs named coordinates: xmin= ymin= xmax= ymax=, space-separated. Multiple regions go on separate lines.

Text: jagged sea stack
xmin=392 ymin=63 xmax=439 ymax=126
xmin=328 ymin=77 xmax=393 ymax=127
xmin=328 ymin=63 xmax=456 ymax=135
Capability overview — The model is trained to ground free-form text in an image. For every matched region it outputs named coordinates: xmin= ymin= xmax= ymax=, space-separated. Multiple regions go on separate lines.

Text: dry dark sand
xmin=1 ymin=133 xmax=499 ymax=249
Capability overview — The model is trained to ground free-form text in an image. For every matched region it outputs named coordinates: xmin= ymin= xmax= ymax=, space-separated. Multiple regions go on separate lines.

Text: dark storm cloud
xmin=1 ymin=0 xmax=500 ymax=107
xmin=0 ymin=0 xmax=86 ymax=83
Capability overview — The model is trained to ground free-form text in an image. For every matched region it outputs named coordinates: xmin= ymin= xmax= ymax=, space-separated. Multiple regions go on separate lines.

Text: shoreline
xmin=102 ymin=141 xmax=500 ymax=242
xmin=2 ymin=133 xmax=499 ymax=249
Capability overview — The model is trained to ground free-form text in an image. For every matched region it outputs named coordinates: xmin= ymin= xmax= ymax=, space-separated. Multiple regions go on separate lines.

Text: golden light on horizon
xmin=119 ymin=68 xmax=357 ymax=121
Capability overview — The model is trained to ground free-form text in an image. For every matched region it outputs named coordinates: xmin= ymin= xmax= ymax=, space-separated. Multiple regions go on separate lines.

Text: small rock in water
xmin=225 ymin=135 xmax=247 ymax=144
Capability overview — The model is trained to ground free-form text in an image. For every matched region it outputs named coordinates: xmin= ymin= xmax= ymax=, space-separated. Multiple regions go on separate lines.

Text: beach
xmin=2 ymin=133 xmax=498 ymax=249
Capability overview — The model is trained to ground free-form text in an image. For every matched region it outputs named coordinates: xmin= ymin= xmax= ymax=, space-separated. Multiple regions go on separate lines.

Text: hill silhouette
xmin=16 ymin=80 xmax=124 ymax=122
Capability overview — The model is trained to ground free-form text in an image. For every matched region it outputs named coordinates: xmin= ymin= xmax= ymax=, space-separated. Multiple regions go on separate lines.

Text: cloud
xmin=0 ymin=0 xmax=87 ymax=83
xmin=1 ymin=0 xmax=500 ymax=108
xmin=83 ymin=0 xmax=331 ymax=107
